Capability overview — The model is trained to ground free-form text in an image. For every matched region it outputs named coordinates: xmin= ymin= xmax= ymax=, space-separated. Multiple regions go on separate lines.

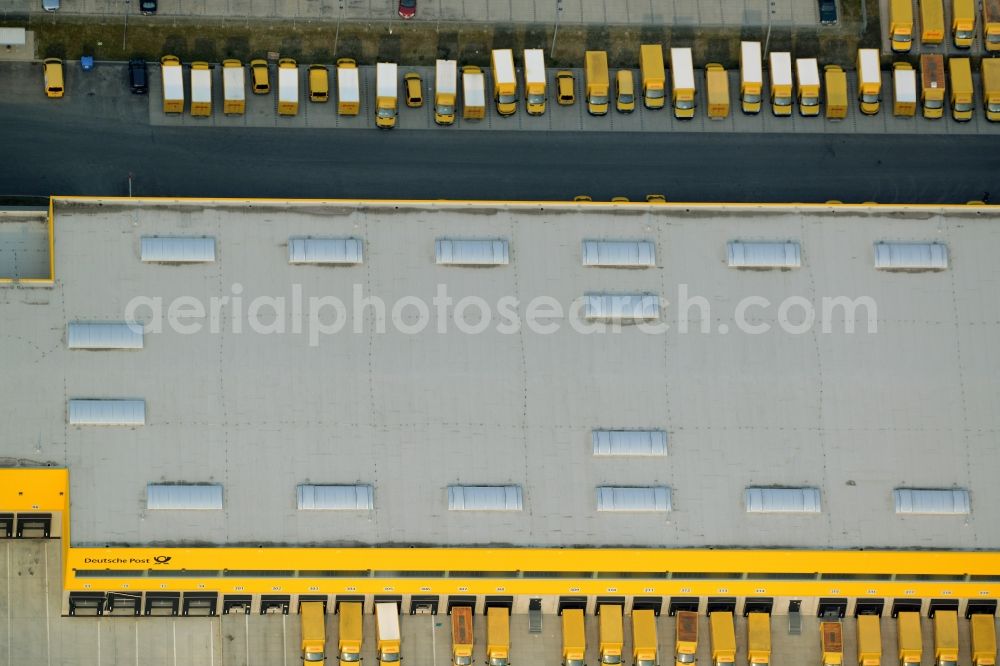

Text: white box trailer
xmin=376 ymin=62 xmax=398 ymax=128
xmin=435 ymin=59 xmax=458 ymax=124
xmin=463 ymin=67 xmax=486 ymax=119
xmin=277 ymin=59 xmax=299 ymax=116
xmin=190 ymin=62 xmax=212 ymax=117
xmin=858 ymin=48 xmax=882 ymax=88
xmin=740 ymin=41 xmax=763 ymax=113
xmin=222 ymin=60 xmax=245 ymax=115
xmin=337 ymin=63 xmax=360 ymax=115
xmin=523 ymin=48 xmax=547 ymax=114
xmin=669 ymin=47 xmax=695 ymax=90
xmin=160 ymin=55 xmax=184 ymax=114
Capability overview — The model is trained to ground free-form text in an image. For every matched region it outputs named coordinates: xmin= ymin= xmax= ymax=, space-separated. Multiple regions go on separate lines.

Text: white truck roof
xmin=524 ymin=48 xmax=545 ymax=85
xmin=223 ymin=65 xmax=245 ymax=102
xmin=858 ymin=48 xmax=881 ymax=84
xmin=375 ymin=602 xmax=401 ymax=641
xmin=161 ymin=62 xmax=184 ymax=101
xmin=795 ymin=58 xmax=820 ymax=86
xmin=278 ymin=65 xmax=298 ymax=103
xmin=338 ymin=66 xmax=360 ymax=103
xmin=377 ymin=62 xmax=397 ymax=98
xmin=491 ymin=49 xmax=516 ymax=84
xmin=894 ymin=67 xmax=917 ymax=102
xmin=670 ymin=47 xmax=694 ymax=89
xmin=463 ymin=71 xmax=486 ymax=106
xmin=770 ymin=52 xmax=793 ymax=86
xmin=436 ymin=59 xmax=457 ymax=94
xmin=190 ymin=67 xmax=212 ymax=103
xmin=740 ymin=41 xmax=762 ymax=82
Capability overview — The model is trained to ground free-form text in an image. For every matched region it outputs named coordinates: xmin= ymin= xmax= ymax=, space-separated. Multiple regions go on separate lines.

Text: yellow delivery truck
xmin=598 ymin=605 xmax=623 ymax=665
xmin=747 ymin=613 xmax=771 ymax=666
xmin=435 ymin=59 xmax=457 ymax=125
xmin=375 ymin=62 xmax=398 ymax=129
xmin=740 ymin=41 xmax=763 ymax=113
xmin=921 ymin=0 xmax=946 ymax=43
xmin=770 ymin=51 xmax=793 ymax=115
xmin=277 ymin=58 xmax=299 ymax=116
xmin=675 ymin=611 xmax=698 ymax=665
xmin=487 ymin=607 xmax=510 ymax=666
xmin=562 ymin=609 xmax=586 ymax=666
xmin=710 ymin=612 xmax=736 ymax=666
xmin=921 ymin=53 xmax=946 ymax=118
xmin=950 ymin=56 xmax=974 ymax=120
xmin=190 ymin=61 xmax=212 ymax=117
xmin=820 ymin=621 xmax=843 ymax=666
xmin=893 ymin=62 xmax=917 ymax=116
xmin=585 ymin=51 xmax=610 ymax=115
xmin=983 ymin=58 xmax=1000 ymax=121
xmin=953 ymin=0 xmax=976 ymax=45
xmin=897 ymin=612 xmax=922 ymax=666
xmin=796 ymin=57 xmax=821 ymax=115
xmin=375 ymin=602 xmax=401 ymax=666
xmin=857 ymin=48 xmax=882 ymax=114
xmin=524 ymin=48 xmax=546 ymax=115
xmin=891 ymin=0 xmax=915 ymax=51
xmin=300 ymin=601 xmax=327 ymax=664
xmin=338 ymin=602 xmax=362 ymax=666
xmin=934 ymin=611 xmax=958 ymax=666
xmin=491 ymin=48 xmax=517 ymax=116
xmin=971 ymin=613 xmax=997 ymax=666
xmin=670 ymin=47 xmax=696 ymax=118
xmin=160 ymin=55 xmax=184 ymax=114
xmin=984 ymin=0 xmax=1000 ymax=51
xmin=632 ymin=609 xmax=659 ymax=666
xmin=824 ymin=64 xmax=848 ymax=119
xmin=462 ymin=65 xmax=486 ymax=119
xmin=222 ymin=59 xmax=245 ymax=115
xmin=705 ymin=63 xmax=729 ymax=119
xmin=856 ymin=615 xmax=882 ymax=666
xmin=451 ymin=606 xmax=473 ymax=666
xmin=337 ymin=58 xmax=360 ymax=115
xmin=640 ymin=44 xmax=666 ymax=108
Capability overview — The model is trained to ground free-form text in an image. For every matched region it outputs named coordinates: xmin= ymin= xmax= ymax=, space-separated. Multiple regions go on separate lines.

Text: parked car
xmin=140 ymin=0 xmax=157 ymax=14
xmin=41 ymin=0 xmax=59 ymax=11
xmin=404 ymin=72 xmax=422 ymax=107
xmin=398 ymin=0 xmax=415 ymax=18
xmin=128 ymin=58 xmax=148 ymax=94
xmin=43 ymin=58 xmax=64 ymax=98
xmin=556 ymin=70 xmax=575 ymax=105
xmin=818 ymin=0 xmax=837 ymax=24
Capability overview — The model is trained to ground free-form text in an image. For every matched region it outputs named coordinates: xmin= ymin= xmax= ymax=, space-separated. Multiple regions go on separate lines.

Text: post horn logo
xmin=153 ymin=555 xmax=173 ymax=565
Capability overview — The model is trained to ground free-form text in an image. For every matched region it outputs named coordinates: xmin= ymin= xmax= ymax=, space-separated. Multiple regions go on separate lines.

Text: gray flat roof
xmin=2 ymin=199 xmax=998 ymax=550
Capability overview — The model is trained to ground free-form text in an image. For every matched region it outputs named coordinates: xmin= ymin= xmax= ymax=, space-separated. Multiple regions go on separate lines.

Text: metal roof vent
xmin=596 ymin=486 xmax=672 ymax=512
xmin=68 ymin=399 xmax=146 ymax=426
xmin=67 ymin=322 xmax=144 ymax=350
xmin=874 ymin=242 xmax=949 ymax=271
xmin=448 ymin=485 xmax=523 ymax=511
xmin=727 ymin=241 xmax=802 ymax=269
xmin=592 ymin=430 xmax=667 ymax=456
xmin=297 ymin=484 xmax=374 ymax=510
xmin=140 ymin=236 xmax=216 ymax=263
xmin=745 ymin=487 xmax=822 ymax=513
xmin=582 ymin=240 xmax=656 ymax=268
xmin=288 ymin=238 xmax=364 ymax=265
xmin=894 ymin=488 xmax=970 ymax=515
xmin=147 ymin=484 xmax=224 ymax=510
xmin=435 ymin=239 xmax=509 ymax=266
xmin=584 ymin=293 xmax=660 ymax=322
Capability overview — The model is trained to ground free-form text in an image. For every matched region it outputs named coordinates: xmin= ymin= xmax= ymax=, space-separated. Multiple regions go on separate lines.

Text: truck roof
xmin=190 ymin=66 xmax=212 ymax=103
xmin=858 ymin=48 xmax=881 ymax=84
xmin=796 ymin=58 xmax=820 ymax=86
xmin=984 ymin=0 xmax=1000 ymax=18
xmin=377 ymin=62 xmax=397 ymax=98
xmin=436 ymin=59 xmax=457 ymax=94
xmin=894 ymin=66 xmax=917 ymax=102
xmin=338 ymin=66 xmax=359 ymax=102
xmin=670 ymin=47 xmax=695 ymax=89
xmin=222 ymin=65 xmax=245 ymax=101
xmin=463 ymin=71 xmax=486 ymax=106
xmin=741 ymin=41 xmax=763 ymax=82
xmin=770 ymin=52 xmax=793 ymax=86
xmin=161 ymin=62 xmax=184 ymax=100
xmin=921 ymin=53 xmax=945 ymax=89
xmin=278 ymin=64 xmax=298 ymax=103
xmin=983 ymin=58 xmax=1000 ymax=89
xmin=491 ymin=49 xmax=516 ymax=84
xmin=375 ymin=602 xmax=401 ymax=640
xmin=524 ymin=49 xmax=545 ymax=85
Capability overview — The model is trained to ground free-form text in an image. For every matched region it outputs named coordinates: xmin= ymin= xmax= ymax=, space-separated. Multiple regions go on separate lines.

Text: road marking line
xmin=97 ymin=616 xmax=101 ymax=666
xmin=245 ymin=611 xmax=250 ymax=666
xmin=282 ymin=613 xmax=287 ymax=666
xmin=7 ymin=541 xmax=11 ymax=666
xmin=173 ymin=619 xmax=178 ymax=666
xmin=44 ymin=542 xmax=51 ymax=666
xmin=135 ymin=621 xmax=139 ymax=666
xmin=430 ymin=612 xmax=437 ymax=666
xmin=210 ymin=617 xmax=215 ymax=666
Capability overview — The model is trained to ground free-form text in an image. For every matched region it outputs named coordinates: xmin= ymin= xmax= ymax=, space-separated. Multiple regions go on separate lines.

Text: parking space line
xmin=173 ymin=619 xmax=178 ymax=666
xmin=209 ymin=618 xmax=214 ymax=666
xmin=430 ymin=613 xmax=437 ymax=666
xmin=245 ymin=611 xmax=250 ymax=666
xmin=135 ymin=621 xmax=139 ymax=666
xmin=44 ymin=542 xmax=50 ymax=666
xmin=282 ymin=613 xmax=287 ymax=666
xmin=97 ymin=617 xmax=101 ymax=666
xmin=6 ymin=541 xmax=11 ymax=666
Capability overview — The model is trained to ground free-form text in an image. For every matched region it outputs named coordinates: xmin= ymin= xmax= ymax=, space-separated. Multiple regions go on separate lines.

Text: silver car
xmin=42 ymin=0 xmax=60 ymax=10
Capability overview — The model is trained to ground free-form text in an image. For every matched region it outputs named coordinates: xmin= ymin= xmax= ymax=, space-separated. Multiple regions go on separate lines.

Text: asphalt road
xmin=2 ymin=64 xmax=999 ymax=203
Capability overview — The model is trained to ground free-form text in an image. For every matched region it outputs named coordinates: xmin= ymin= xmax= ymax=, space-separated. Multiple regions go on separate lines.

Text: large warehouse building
xmin=1 ymin=198 xmax=997 ymax=644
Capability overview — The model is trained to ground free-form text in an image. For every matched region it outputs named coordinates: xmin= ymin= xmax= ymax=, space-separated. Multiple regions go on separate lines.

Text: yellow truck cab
xmin=705 ymin=63 xmax=729 ymax=119
xmin=670 ymin=47 xmax=696 ymax=118
xmin=796 ymin=57 xmax=821 ymax=116
xmin=950 ymin=56 xmax=974 ymax=121
xmin=486 ymin=606 xmax=510 ymax=666
xmin=953 ymin=0 xmax=976 ymax=46
xmin=639 ymin=44 xmax=666 ymax=108
xmin=43 ymin=57 xmax=64 ymax=98
xmin=824 ymin=65 xmax=848 ymax=119
xmin=615 ymin=70 xmax=635 ymax=113
xmin=740 ymin=41 xmax=763 ymax=113
xmin=709 ymin=612 xmax=736 ymax=666
xmin=675 ymin=611 xmax=698 ymax=665
xmin=856 ymin=614 xmax=882 ymax=666
xmin=970 ymin=613 xmax=997 ymax=666
xmin=769 ymin=51 xmax=793 ymax=116
xmin=523 ymin=48 xmax=546 ymax=115
xmin=451 ymin=606 xmax=473 ymax=666
xmin=300 ymin=601 xmax=327 ymax=664
xmin=820 ymin=621 xmax=843 ymax=666
xmin=890 ymin=0 xmax=914 ymax=51
xmin=562 ymin=609 xmax=586 ymax=666
xmin=921 ymin=0 xmax=946 ymax=43
xmin=857 ymin=48 xmax=882 ymax=114
xmin=375 ymin=62 xmax=398 ymax=128
xmin=983 ymin=58 xmax=1000 ymax=121
xmin=277 ymin=58 xmax=299 ymax=116
xmin=309 ymin=65 xmax=329 ymax=102
xmin=222 ymin=59 xmax=245 ymax=115
xmin=491 ymin=48 xmax=517 ymax=116
xmin=921 ymin=53 xmax=946 ymax=118
xmin=747 ymin=612 xmax=771 ymax=666
xmin=338 ymin=602 xmax=362 ymax=666
xmin=189 ymin=61 xmax=212 ymax=117
xmin=337 ymin=58 xmax=360 ymax=116
xmin=986 ymin=0 xmax=1000 ymax=51
xmin=435 ymin=59 xmax=457 ymax=124
xmin=375 ymin=602 xmax=401 ymax=665
xmin=250 ymin=58 xmax=270 ymax=94
xmin=632 ymin=609 xmax=659 ymax=666
xmin=893 ymin=62 xmax=917 ymax=116
xmin=897 ymin=612 xmax=922 ymax=666
xmin=934 ymin=611 xmax=959 ymax=666
xmin=585 ymin=51 xmax=610 ymax=115
xmin=598 ymin=604 xmax=623 ymax=665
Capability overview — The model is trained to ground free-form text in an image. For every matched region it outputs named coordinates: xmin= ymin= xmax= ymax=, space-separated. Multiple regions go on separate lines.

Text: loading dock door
xmin=222 ymin=594 xmax=252 ymax=615
xmin=182 ymin=592 xmax=218 ymax=616
xmin=0 ymin=513 xmax=12 ymax=538
xmin=16 ymin=513 xmax=51 ymax=538
xmin=68 ymin=592 xmax=107 ymax=616
xmin=108 ymin=592 xmax=142 ymax=616
xmin=145 ymin=592 xmax=180 ymax=616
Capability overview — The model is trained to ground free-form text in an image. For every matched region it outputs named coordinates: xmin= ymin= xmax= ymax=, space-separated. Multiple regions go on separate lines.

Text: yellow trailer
xmin=585 ymin=51 xmax=610 ymax=115
xmin=338 ymin=602 xmax=362 ymax=666
xmin=705 ymin=63 xmax=729 ymax=119
xmin=222 ymin=59 xmax=245 ymax=115
xmin=820 ymin=621 xmax=843 ymax=666
xmin=632 ymin=609 xmax=659 ymax=666
xmin=921 ymin=0 xmax=946 ymax=43
xmin=953 ymin=0 xmax=975 ymax=45
xmin=640 ymin=44 xmax=666 ymax=108
xmin=486 ymin=607 xmax=510 ymax=666
xmin=856 ymin=614 xmax=882 ymax=666
xmin=747 ymin=613 xmax=771 ymax=666
xmin=897 ymin=612 xmax=922 ymax=666
xmin=451 ymin=606 xmax=473 ymax=666
xmin=675 ymin=611 xmax=698 ymax=665
xmin=985 ymin=0 xmax=1000 ymax=51
xmin=598 ymin=605 xmax=623 ymax=665
xmin=300 ymin=601 xmax=327 ymax=664
xmin=709 ymin=612 xmax=736 ymax=666
xmin=934 ymin=611 xmax=958 ymax=666
xmin=921 ymin=54 xmax=946 ymax=118
xmin=562 ymin=609 xmax=586 ymax=666
xmin=824 ymin=65 xmax=848 ymax=119
xmin=950 ymin=57 xmax=974 ymax=121
xmin=971 ymin=614 xmax=997 ymax=666
xmin=893 ymin=62 xmax=917 ymax=116
xmin=983 ymin=58 xmax=1000 ymax=121
xmin=891 ymin=0 xmax=915 ymax=50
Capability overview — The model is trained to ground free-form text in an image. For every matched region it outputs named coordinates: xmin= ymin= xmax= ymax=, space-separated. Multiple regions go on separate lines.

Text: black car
xmin=818 ymin=0 xmax=837 ymax=24
xmin=128 ymin=58 xmax=148 ymax=94
xmin=140 ymin=0 xmax=157 ymax=14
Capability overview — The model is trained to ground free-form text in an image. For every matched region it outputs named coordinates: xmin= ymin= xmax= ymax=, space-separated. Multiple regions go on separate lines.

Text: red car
xmin=398 ymin=0 xmax=415 ymax=18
